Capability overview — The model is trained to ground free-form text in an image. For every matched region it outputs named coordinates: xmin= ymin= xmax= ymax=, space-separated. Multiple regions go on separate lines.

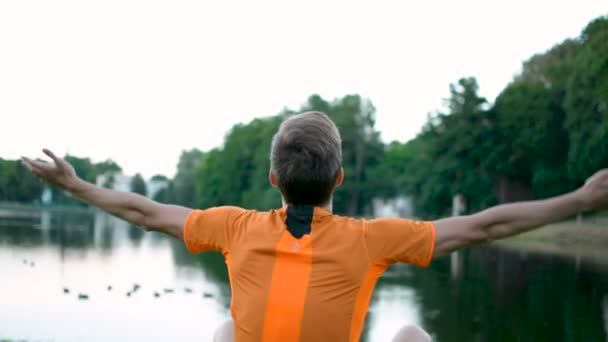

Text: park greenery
xmin=1 ymin=16 xmax=606 ymax=219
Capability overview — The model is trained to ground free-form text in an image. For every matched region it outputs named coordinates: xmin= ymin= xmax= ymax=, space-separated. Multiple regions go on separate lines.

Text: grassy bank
xmin=494 ymin=215 xmax=608 ymax=264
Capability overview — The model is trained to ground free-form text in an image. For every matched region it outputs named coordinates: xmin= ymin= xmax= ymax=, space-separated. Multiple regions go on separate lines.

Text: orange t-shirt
xmin=183 ymin=205 xmax=435 ymax=342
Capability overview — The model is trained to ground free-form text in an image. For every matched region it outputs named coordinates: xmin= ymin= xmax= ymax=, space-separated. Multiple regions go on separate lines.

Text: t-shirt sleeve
xmin=364 ymin=217 xmax=436 ymax=267
xmin=183 ymin=206 xmax=246 ymax=254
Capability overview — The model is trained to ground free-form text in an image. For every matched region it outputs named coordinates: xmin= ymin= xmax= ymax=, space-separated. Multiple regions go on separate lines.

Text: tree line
xmin=0 ymin=155 xmax=149 ymax=206
xmin=2 ymin=16 xmax=606 ymax=218
xmin=396 ymin=16 xmax=607 ymax=217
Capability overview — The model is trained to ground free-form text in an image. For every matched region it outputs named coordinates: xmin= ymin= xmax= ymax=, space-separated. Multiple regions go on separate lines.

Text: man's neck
xmin=281 ymin=198 xmax=333 ymax=214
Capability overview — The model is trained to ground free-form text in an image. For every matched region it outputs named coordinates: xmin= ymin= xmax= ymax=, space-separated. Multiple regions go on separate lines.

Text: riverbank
xmin=494 ymin=215 xmax=608 ymax=264
xmin=0 ymin=203 xmax=93 ymax=216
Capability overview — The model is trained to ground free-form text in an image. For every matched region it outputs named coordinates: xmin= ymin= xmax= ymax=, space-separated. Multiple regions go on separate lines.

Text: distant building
xmin=95 ymin=173 xmax=168 ymax=199
xmin=96 ymin=173 xmax=132 ymax=192
xmin=41 ymin=186 xmax=53 ymax=204
xmin=147 ymin=178 xmax=169 ymax=199
xmin=372 ymin=196 xmax=413 ymax=218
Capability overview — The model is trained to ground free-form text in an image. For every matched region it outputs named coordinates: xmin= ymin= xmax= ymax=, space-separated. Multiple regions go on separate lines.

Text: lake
xmin=0 ymin=208 xmax=607 ymax=341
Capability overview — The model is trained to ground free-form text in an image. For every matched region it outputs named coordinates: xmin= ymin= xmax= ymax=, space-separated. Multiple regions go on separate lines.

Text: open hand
xmin=581 ymin=169 xmax=608 ymax=211
xmin=22 ymin=149 xmax=79 ymax=190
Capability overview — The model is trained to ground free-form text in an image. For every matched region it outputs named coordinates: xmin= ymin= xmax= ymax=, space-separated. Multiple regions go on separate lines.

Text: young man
xmin=23 ymin=112 xmax=608 ymax=342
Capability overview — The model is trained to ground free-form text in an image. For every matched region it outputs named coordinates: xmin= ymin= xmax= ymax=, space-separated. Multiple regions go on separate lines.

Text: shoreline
xmin=493 ymin=216 xmax=608 ymax=265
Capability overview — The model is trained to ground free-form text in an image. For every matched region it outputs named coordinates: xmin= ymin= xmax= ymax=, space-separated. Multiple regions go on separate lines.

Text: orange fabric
xmin=183 ymin=206 xmax=435 ymax=342
xmin=261 ymin=231 xmax=312 ymax=341
xmin=224 ymin=253 xmax=235 ymax=318
xmin=365 ymin=218 xmax=436 ymax=266
xmin=349 ymin=264 xmax=387 ymax=342
xmin=183 ymin=206 xmax=247 ymax=254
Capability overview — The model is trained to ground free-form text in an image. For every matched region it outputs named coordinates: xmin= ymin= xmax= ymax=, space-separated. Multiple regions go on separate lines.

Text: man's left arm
xmin=432 ymin=169 xmax=608 ymax=257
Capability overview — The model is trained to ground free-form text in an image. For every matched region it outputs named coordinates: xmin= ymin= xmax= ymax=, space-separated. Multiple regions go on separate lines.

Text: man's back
xmin=184 ymin=205 xmax=435 ymax=342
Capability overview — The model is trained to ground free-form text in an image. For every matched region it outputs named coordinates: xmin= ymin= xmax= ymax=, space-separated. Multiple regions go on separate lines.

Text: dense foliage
xmin=395 ymin=16 xmax=607 ymax=218
xmin=0 ymin=158 xmax=43 ymax=202
xmin=0 ymin=155 xmax=122 ymax=205
xmin=130 ymin=173 xmax=147 ymax=196
xmin=191 ymin=95 xmax=385 ymax=216
xmin=2 ymin=16 xmax=606 ymax=218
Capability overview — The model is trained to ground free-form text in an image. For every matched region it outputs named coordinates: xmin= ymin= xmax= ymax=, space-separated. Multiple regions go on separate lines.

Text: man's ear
xmin=335 ymin=167 xmax=344 ymax=188
xmin=269 ymin=169 xmax=278 ymax=187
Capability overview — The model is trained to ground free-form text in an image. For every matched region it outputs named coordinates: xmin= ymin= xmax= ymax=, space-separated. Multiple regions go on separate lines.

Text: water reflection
xmin=0 ymin=208 xmax=607 ymax=342
xmin=407 ymin=246 xmax=608 ymax=341
xmin=365 ymin=284 xmax=425 ymax=341
xmin=604 ymin=295 xmax=608 ymax=339
xmin=450 ymin=251 xmax=462 ymax=280
xmin=0 ymin=208 xmax=230 ymax=341
xmin=41 ymin=209 xmax=51 ymax=231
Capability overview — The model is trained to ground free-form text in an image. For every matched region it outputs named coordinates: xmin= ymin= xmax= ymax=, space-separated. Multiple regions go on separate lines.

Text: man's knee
xmin=213 ymin=320 xmax=234 ymax=342
xmin=392 ymin=324 xmax=432 ymax=342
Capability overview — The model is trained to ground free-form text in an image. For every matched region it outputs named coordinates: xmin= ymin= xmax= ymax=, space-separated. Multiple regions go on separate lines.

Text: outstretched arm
xmin=22 ymin=149 xmax=191 ymax=239
xmin=432 ymin=169 xmax=608 ymax=257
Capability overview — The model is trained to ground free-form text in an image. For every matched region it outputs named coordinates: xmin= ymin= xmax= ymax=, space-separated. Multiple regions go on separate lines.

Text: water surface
xmin=0 ymin=208 xmax=606 ymax=341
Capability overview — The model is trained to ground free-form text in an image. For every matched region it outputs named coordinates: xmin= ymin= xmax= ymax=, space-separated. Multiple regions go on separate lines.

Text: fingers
xmin=43 ymin=148 xmax=65 ymax=168
xmin=43 ymin=148 xmax=58 ymax=161
xmin=21 ymin=157 xmax=35 ymax=173
xmin=22 ymin=149 xmax=68 ymax=178
xmin=22 ymin=157 xmax=54 ymax=175
xmin=21 ymin=157 xmax=41 ymax=170
xmin=21 ymin=157 xmax=45 ymax=180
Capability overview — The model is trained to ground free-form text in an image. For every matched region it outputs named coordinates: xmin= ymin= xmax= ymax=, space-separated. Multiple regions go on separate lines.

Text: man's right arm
xmin=431 ymin=169 xmax=608 ymax=257
xmin=23 ymin=149 xmax=191 ymax=240
xmin=66 ymin=178 xmax=191 ymax=239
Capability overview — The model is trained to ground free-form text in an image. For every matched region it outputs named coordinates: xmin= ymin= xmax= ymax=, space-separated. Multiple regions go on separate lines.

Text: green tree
xmin=153 ymin=180 xmax=175 ymax=203
xmin=95 ymin=159 xmax=122 ymax=175
xmin=130 ymin=173 xmax=147 ymax=196
xmin=174 ymin=149 xmax=205 ymax=207
xmin=303 ymin=94 xmax=386 ymax=215
xmin=0 ymin=158 xmax=43 ymax=202
xmin=492 ymin=80 xmax=572 ymax=198
xmin=564 ymin=16 xmax=608 ymax=182
xmin=369 ymin=141 xmax=411 ymax=199
xmin=151 ymin=174 xmax=173 ymax=203
xmin=151 ymin=174 xmax=170 ymax=182
xmin=51 ymin=155 xmax=97 ymax=206
xmin=197 ymin=116 xmax=282 ymax=210
xmin=399 ymin=78 xmax=495 ymax=218
xmin=195 ymin=94 xmax=387 ymax=215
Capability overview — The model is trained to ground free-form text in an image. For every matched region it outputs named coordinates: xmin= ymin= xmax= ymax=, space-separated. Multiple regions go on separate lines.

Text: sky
xmin=1 ymin=1 xmax=606 ymax=178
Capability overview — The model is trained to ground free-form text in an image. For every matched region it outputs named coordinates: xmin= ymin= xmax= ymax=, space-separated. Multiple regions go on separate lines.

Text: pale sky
xmin=1 ymin=1 xmax=606 ymax=178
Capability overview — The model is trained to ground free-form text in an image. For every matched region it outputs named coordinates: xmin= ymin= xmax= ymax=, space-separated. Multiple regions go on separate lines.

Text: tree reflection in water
xmin=0 ymin=209 xmax=606 ymax=341
xmin=604 ymin=295 xmax=608 ymax=339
